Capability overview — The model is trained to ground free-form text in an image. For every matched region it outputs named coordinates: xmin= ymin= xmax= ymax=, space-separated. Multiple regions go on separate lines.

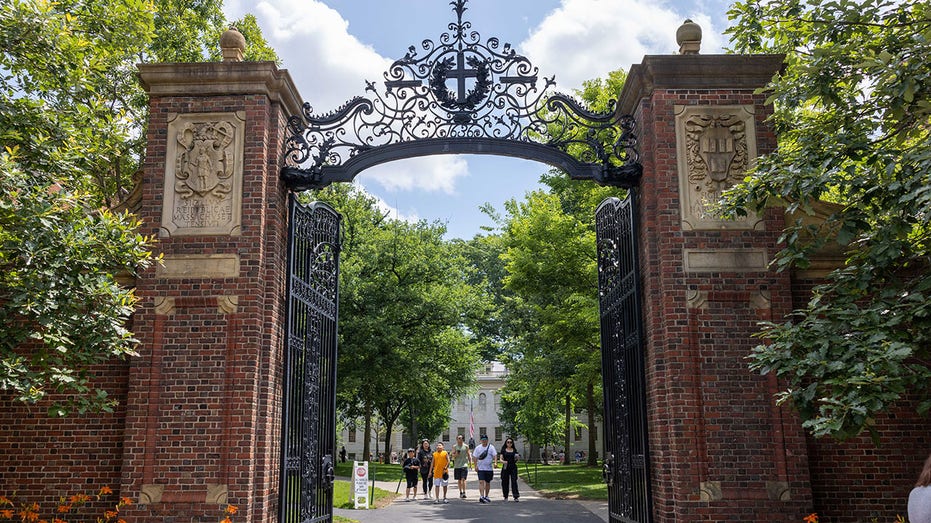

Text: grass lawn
xmin=333 ymin=479 xmax=399 ymax=509
xmin=335 ymin=461 xmax=404 ymax=482
xmin=522 ymin=463 xmax=607 ymax=500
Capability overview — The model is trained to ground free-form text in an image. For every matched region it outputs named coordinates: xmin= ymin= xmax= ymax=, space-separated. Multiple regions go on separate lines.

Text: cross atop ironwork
xmin=447 ymin=51 xmax=479 ymax=104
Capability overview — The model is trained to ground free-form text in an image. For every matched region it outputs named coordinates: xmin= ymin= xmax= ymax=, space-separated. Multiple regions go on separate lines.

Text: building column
xmin=119 ymin=54 xmax=302 ymax=522
xmin=619 ymin=50 xmax=815 ymax=521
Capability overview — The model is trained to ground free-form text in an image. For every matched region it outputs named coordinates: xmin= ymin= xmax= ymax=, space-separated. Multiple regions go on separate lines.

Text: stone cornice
xmin=138 ymin=61 xmax=304 ymax=118
xmin=617 ymin=54 xmax=785 ymax=115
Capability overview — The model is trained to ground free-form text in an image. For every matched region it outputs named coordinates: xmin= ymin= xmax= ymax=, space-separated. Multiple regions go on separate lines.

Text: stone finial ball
xmin=676 ymin=19 xmax=702 ymax=45
xmin=220 ymin=27 xmax=246 ymax=52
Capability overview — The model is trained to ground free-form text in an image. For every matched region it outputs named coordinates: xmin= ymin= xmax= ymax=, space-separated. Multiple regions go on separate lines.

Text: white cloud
xmin=354 ymin=183 xmax=421 ymax=223
xmin=520 ymin=0 xmax=726 ymax=90
xmin=241 ymin=0 xmax=391 ymax=111
xmin=357 ymin=156 xmax=471 ymax=195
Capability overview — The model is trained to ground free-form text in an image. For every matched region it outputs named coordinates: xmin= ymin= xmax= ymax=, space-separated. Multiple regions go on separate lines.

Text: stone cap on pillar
xmin=616 ymin=54 xmax=785 ymax=115
xmin=137 ymin=61 xmax=304 ymax=117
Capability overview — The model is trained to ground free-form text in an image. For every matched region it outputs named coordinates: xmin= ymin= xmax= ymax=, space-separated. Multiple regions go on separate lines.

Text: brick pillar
xmin=618 ymin=54 xmax=815 ymax=521
xmin=120 ymin=62 xmax=302 ymax=522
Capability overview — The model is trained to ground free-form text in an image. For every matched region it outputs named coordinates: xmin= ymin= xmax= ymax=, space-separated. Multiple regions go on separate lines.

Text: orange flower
xmin=53 ymin=519 xmax=67 ymax=523
xmin=118 ymin=498 xmax=133 ymax=507
xmin=57 ymin=504 xmax=72 ymax=513
xmin=803 ymin=514 xmax=818 ymax=523
xmin=225 ymin=505 xmax=238 ymax=515
xmin=19 ymin=503 xmax=40 ymax=522
xmin=220 ymin=518 xmax=232 ymax=523
xmin=117 ymin=519 xmax=127 ymax=523
xmin=0 ymin=510 xmax=13 ymax=519
xmin=104 ymin=510 xmax=119 ymax=520
xmin=0 ymin=497 xmax=10 ymax=507
xmin=98 ymin=487 xmax=113 ymax=496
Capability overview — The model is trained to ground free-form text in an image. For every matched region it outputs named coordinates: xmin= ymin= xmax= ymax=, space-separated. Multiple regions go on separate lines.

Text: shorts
xmin=433 ymin=476 xmax=449 ymax=487
xmin=477 ymin=470 xmax=493 ymax=482
xmin=454 ymin=467 xmax=468 ymax=480
xmin=406 ymin=474 xmax=419 ymax=488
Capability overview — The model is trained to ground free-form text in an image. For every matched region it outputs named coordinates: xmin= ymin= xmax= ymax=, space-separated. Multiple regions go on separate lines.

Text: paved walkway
xmin=334 ymin=473 xmax=608 ymax=523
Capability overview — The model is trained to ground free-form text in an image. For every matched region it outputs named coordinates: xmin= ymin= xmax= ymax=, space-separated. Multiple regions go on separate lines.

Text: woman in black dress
xmin=498 ymin=437 xmax=520 ymax=501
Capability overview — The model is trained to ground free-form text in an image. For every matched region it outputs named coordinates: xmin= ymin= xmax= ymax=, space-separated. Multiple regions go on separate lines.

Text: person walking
xmin=451 ymin=434 xmax=472 ymax=499
xmin=472 ymin=433 xmax=497 ymax=503
xmin=497 ymin=437 xmax=521 ymax=502
xmin=402 ymin=448 xmax=420 ymax=501
xmin=417 ymin=439 xmax=434 ymax=499
xmin=432 ymin=442 xmax=451 ymax=504
xmin=910 ymin=452 xmax=931 ymax=523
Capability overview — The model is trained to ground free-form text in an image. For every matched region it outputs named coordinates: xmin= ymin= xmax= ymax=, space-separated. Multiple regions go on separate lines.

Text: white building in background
xmin=338 ymin=361 xmax=602 ymax=462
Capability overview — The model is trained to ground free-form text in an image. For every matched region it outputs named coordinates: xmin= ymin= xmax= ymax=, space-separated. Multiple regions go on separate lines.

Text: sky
xmin=222 ymin=0 xmax=734 ymax=239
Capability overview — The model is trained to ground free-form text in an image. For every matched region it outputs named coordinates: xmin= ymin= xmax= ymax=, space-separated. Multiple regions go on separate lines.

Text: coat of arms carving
xmin=175 ymin=121 xmax=235 ymax=199
xmin=675 ymin=105 xmax=760 ymax=230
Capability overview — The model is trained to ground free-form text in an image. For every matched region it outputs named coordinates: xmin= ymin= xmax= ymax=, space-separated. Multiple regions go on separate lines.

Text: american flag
xmin=468 ymin=400 xmax=475 ymax=448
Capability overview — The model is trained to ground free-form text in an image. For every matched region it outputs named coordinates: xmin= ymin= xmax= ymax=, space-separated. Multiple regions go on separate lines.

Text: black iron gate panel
xmin=595 ymin=194 xmax=652 ymax=523
xmin=280 ymin=195 xmax=341 ymax=523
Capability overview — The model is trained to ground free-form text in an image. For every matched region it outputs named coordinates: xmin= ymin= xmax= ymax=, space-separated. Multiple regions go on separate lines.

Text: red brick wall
xmin=115 ymin=69 xmax=292 ymax=522
xmin=790 ymin=276 xmax=931 ymax=521
xmin=630 ymin=56 xmax=816 ymax=521
xmin=0 ymin=361 xmax=130 ymax=520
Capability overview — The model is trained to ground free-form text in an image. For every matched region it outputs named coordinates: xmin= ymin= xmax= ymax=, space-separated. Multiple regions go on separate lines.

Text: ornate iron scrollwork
xmin=281 ymin=0 xmax=641 ymax=190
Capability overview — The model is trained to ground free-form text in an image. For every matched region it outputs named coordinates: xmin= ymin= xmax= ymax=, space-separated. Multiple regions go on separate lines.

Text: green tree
xmin=724 ymin=0 xmax=931 ymax=440
xmin=0 ymin=0 xmax=277 ymax=415
xmin=316 ymin=185 xmax=479 ymax=460
xmin=0 ymin=153 xmax=154 ymax=415
xmin=484 ymin=71 xmax=627 ymax=464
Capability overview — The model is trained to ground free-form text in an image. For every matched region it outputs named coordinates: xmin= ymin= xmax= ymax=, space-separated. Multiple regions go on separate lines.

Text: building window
xmin=457 ymin=426 xmax=465 ymax=438
xmin=348 ymin=429 xmax=356 ymax=443
xmin=574 ymin=426 xmax=582 ymax=441
xmin=495 ymin=426 xmax=503 ymax=442
xmin=479 ymin=427 xmax=487 ymax=440
xmin=478 ymin=392 xmax=487 ymax=412
xmin=442 ymin=430 xmax=450 ymax=442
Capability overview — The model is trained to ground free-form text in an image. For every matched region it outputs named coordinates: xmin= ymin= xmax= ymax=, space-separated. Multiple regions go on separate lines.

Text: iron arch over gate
xmin=279 ymin=1 xmax=650 ymax=522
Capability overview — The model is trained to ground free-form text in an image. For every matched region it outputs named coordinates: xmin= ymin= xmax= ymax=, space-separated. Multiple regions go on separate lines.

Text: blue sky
xmin=223 ymin=0 xmax=734 ymax=239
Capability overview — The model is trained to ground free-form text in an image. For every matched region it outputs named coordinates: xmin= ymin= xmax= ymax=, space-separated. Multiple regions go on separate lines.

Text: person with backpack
xmin=472 ymin=433 xmax=497 ymax=503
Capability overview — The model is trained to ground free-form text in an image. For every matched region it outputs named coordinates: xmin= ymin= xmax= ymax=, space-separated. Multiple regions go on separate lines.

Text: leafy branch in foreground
xmin=722 ymin=0 xmax=931 ymax=440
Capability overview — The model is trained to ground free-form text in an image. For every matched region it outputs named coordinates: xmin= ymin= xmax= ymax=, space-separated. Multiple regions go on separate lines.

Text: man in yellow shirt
xmin=432 ymin=442 xmax=451 ymax=504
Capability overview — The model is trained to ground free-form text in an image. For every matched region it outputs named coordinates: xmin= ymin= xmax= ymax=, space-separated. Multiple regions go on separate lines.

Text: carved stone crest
xmin=675 ymin=105 xmax=761 ymax=230
xmin=175 ymin=121 xmax=235 ymax=199
xmin=161 ymin=112 xmax=245 ymax=237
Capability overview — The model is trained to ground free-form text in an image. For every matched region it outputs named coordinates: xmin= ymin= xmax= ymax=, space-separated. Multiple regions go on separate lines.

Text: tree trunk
xmin=564 ymin=392 xmax=572 ymax=465
xmin=384 ymin=418 xmax=394 ymax=464
xmin=363 ymin=401 xmax=372 ymax=461
xmin=586 ymin=380 xmax=598 ymax=466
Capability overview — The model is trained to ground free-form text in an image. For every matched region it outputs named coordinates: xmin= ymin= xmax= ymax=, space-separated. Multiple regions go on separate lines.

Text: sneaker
xmin=443 ymin=499 xmax=449 ymax=504
xmin=479 ymin=497 xmax=488 ymax=504
xmin=460 ymin=492 xmax=466 ymax=499
xmin=514 ymin=498 xmax=520 ymax=502
xmin=434 ymin=499 xmax=439 ymax=504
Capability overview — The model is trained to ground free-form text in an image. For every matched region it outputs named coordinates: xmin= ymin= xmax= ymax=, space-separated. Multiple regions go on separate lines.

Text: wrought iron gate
xmin=280 ymin=195 xmax=341 ymax=523
xmin=596 ymin=194 xmax=652 ymax=523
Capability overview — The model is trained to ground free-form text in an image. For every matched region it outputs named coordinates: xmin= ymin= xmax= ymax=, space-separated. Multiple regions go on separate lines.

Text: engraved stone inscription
xmin=161 ymin=112 xmax=245 ymax=237
xmin=675 ymin=105 xmax=761 ymax=230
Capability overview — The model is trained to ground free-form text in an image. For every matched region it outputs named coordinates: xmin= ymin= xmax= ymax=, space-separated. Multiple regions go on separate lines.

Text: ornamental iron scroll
xmin=280 ymin=0 xmax=642 ymax=191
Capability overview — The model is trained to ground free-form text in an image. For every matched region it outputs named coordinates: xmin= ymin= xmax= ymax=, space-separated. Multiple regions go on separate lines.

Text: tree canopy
xmin=724 ymin=0 xmax=931 ymax=440
xmin=0 ymin=0 xmax=277 ymax=415
xmin=317 ymin=184 xmax=480 ymax=458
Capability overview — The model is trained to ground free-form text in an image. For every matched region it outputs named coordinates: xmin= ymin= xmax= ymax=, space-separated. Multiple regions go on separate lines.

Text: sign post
xmin=353 ymin=461 xmax=369 ymax=509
